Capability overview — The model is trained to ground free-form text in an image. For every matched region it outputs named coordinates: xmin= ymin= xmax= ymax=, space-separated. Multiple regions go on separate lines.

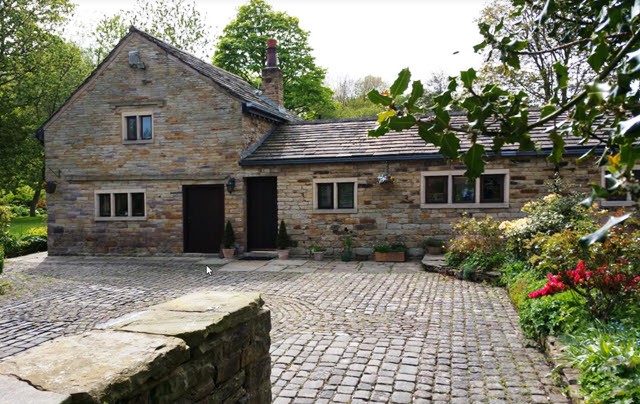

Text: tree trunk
xmin=29 ymin=185 xmax=42 ymax=217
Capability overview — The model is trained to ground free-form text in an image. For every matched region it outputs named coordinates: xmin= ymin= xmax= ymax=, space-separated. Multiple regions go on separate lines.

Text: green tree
xmin=0 ymin=0 xmax=88 ymax=215
xmin=476 ymin=0 xmax=594 ymax=105
xmin=91 ymin=0 xmax=212 ymax=65
xmin=369 ymin=0 xmax=640 ymax=242
xmin=212 ymin=0 xmax=334 ymax=119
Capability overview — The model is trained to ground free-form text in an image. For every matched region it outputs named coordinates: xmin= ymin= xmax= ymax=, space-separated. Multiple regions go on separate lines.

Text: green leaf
xmin=377 ymin=109 xmax=396 ymax=123
xmin=587 ymin=43 xmax=609 ymax=72
xmin=619 ymin=115 xmax=640 ymax=137
xmin=390 ymin=68 xmax=411 ymax=97
xmin=439 ymin=133 xmax=460 ymax=159
xmin=367 ymin=89 xmax=393 ymax=106
xmin=553 ymin=61 xmax=568 ymax=89
xmin=387 ymin=115 xmax=416 ymax=131
xmin=460 ymin=68 xmax=477 ymax=89
xmin=580 ymin=184 xmax=609 ymax=207
xmin=547 ymin=131 xmax=565 ymax=163
xmin=579 ymin=214 xmax=631 ymax=247
xmin=418 ymin=124 xmax=442 ymax=146
xmin=368 ymin=125 xmax=389 ymax=138
xmin=406 ymin=80 xmax=425 ymax=111
xmin=540 ymin=104 xmax=556 ymax=118
xmin=463 ymin=144 xmax=485 ymax=179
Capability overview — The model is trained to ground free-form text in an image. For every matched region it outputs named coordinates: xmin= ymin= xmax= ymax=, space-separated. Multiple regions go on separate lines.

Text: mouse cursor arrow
xmin=206 ymin=266 xmax=212 ymax=275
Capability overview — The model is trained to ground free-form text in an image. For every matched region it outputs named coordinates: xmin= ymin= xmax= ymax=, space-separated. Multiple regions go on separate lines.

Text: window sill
xmin=312 ymin=209 xmax=357 ymax=214
xmin=421 ymin=203 xmax=509 ymax=209
xmin=122 ymin=139 xmax=154 ymax=145
xmin=95 ymin=216 xmax=147 ymax=221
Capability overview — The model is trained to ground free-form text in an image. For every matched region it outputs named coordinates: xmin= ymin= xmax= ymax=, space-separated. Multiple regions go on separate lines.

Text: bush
xmin=374 ymin=243 xmax=406 ymax=253
xmin=499 ymin=192 xmax=593 ymax=259
xmin=459 ymin=251 xmax=506 ymax=280
xmin=519 ymin=291 xmax=589 ymax=340
xmin=9 ymin=205 xmax=30 ymax=217
xmin=4 ymin=234 xmax=47 ymax=258
xmin=276 ymin=220 xmax=290 ymax=250
xmin=566 ymin=325 xmax=640 ymax=403
xmin=448 ymin=215 xmax=503 ymax=263
xmin=223 ymin=220 xmax=235 ymax=249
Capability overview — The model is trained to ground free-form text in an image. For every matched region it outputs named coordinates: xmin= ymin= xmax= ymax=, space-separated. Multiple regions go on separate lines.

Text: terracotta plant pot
xmin=222 ymin=248 xmax=235 ymax=259
xmin=277 ymin=249 xmax=289 ymax=260
xmin=374 ymin=251 xmax=405 ymax=262
xmin=426 ymin=246 xmax=443 ymax=255
xmin=312 ymin=251 xmax=324 ymax=261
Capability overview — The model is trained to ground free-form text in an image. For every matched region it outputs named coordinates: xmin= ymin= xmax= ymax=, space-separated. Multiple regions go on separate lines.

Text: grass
xmin=9 ymin=215 xmax=47 ymax=238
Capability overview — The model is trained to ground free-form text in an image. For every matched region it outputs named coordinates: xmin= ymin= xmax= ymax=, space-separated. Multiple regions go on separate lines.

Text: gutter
xmin=239 ymin=147 xmax=603 ymax=166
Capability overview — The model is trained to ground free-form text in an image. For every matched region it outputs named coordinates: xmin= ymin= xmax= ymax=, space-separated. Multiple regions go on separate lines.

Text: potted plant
xmin=374 ymin=243 xmax=406 ymax=262
xmin=340 ymin=236 xmax=353 ymax=262
xmin=222 ymin=220 xmax=236 ymax=259
xmin=310 ymin=245 xmax=325 ymax=261
xmin=276 ymin=220 xmax=291 ymax=259
xmin=424 ymin=238 xmax=445 ymax=255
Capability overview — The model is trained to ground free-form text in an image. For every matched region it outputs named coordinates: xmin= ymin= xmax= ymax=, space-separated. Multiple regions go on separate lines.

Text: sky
xmin=66 ymin=0 xmax=489 ymax=86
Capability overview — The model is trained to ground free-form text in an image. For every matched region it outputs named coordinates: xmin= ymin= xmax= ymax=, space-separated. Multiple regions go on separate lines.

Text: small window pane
xmin=317 ymin=183 xmax=333 ymax=209
xmin=425 ymin=176 xmax=448 ymax=204
xmin=480 ymin=174 xmax=504 ymax=203
xmin=140 ymin=115 xmax=152 ymax=140
xmin=453 ymin=176 xmax=475 ymax=203
xmin=126 ymin=116 xmax=137 ymax=140
xmin=131 ymin=193 xmax=145 ymax=216
xmin=98 ymin=194 xmax=111 ymax=217
xmin=337 ymin=182 xmax=354 ymax=209
xmin=114 ymin=193 xmax=128 ymax=217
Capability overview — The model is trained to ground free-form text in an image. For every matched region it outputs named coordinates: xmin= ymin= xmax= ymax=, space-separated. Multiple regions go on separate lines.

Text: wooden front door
xmin=247 ymin=177 xmax=278 ymax=250
xmin=183 ymin=185 xmax=224 ymax=253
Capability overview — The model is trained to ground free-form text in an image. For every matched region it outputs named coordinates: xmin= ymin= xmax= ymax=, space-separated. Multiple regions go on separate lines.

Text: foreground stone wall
xmin=0 ymin=291 xmax=271 ymax=403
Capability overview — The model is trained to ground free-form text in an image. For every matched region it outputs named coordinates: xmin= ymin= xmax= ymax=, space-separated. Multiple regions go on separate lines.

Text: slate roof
xmin=240 ymin=110 xmax=606 ymax=165
xmin=131 ymin=28 xmax=300 ymax=122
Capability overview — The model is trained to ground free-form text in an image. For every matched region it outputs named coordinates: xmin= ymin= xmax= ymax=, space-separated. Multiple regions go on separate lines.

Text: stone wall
xmin=274 ymin=155 xmax=600 ymax=257
xmin=0 ymin=291 xmax=271 ymax=403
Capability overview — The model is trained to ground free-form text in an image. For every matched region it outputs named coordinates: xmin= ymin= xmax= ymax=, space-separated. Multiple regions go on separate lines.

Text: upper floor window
xmin=600 ymin=167 xmax=640 ymax=207
xmin=313 ymin=178 xmax=357 ymax=213
xmin=421 ymin=169 xmax=509 ymax=208
xmin=122 ymin=111 xmax=153 ymax=143
xmin=95 ymin=190 xmax=146 ymax=220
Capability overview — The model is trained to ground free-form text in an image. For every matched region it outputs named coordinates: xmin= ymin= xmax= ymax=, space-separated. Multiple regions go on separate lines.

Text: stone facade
xmin=0 ymin=291 xmax=271 ymax=403
xmin=43 ymin=30 xmax=602 ymax=256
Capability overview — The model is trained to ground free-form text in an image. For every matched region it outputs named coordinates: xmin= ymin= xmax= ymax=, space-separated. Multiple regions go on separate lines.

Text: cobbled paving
xmin=0 ymin=253 xmax=567 ymax=403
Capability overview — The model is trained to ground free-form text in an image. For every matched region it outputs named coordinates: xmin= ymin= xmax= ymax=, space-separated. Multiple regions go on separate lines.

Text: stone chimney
xmin=261 ymin=39 xmax=284 ymax=107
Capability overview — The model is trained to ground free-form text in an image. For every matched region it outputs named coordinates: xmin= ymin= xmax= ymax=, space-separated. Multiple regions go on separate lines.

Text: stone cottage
xmin=39 ymin=27 xmax=617 ymax=256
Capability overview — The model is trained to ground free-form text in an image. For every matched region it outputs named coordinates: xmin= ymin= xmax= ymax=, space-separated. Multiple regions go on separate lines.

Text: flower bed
xmin=445 ymin=189 xmax=640 ymax=402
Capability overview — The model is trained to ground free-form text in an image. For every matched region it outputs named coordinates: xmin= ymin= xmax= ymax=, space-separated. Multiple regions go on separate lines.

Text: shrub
xmin=448 ymin=215 xmax=503 ymax=263
xmin=566 ymin=325 xmax=640 ymax=403
xmin=276 ymin=220 xmax=290 ymax=250
xmin=459 ymin=251 xmax=506 ymax=280
xmin=519 ymin=291 xmax=589 ymax=339
xmin=4 ymin=234 xmax=47 ymax=258
xmin=9 ymin=205 xmax=30 ymax=217
xmin=506 ymin=268 xmax=546 ymax=309
xmin=529 ymin=260 xmax=640 ymax=322
xmin=0 ymin=205 xmax=11 ymax=272
xmin=499 ymin=192 xmax=593 ymax=259
xmin=223 ymin=220 xmax=235 ymax=249
xmin=529 ymin=229 xmax=591 ymax=277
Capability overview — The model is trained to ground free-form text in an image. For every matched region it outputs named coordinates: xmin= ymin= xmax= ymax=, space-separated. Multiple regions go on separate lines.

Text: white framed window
xmin=312 ymin=178 xmax=357 ymax=213
xmin=600 ymin=167 xmax=640 ymax=207
xmin=122 ymin=110 xmax=153 ymax=143
xmin=420 ymin=169 xmax=510 ymax=208
xmin=95 ymin=190 xmax=146 ymax=220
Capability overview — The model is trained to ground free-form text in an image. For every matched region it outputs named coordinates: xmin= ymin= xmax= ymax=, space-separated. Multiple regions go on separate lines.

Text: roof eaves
xmin=242 ymin=102 xmax=287 ymax=123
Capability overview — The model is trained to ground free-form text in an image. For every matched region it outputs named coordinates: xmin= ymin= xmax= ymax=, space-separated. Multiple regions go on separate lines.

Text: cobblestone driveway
xmin=0 ymin=253 xmax=566 ymax=403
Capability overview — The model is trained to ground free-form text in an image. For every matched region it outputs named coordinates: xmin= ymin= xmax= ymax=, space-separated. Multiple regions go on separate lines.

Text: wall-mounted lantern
xmin=226 ymin=178 xmax=236 ymax=194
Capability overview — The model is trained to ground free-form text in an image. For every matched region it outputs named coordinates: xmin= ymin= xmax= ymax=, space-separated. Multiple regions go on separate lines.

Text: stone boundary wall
xmin=0 ymin=291 xmax=271 ymax=403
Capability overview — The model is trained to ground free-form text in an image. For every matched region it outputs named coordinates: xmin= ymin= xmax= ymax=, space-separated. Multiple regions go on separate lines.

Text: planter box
xmin=426 ymin=246 xmax=444 ymax=255
xmin=374 ymin=251 xmax=405 ymax=262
